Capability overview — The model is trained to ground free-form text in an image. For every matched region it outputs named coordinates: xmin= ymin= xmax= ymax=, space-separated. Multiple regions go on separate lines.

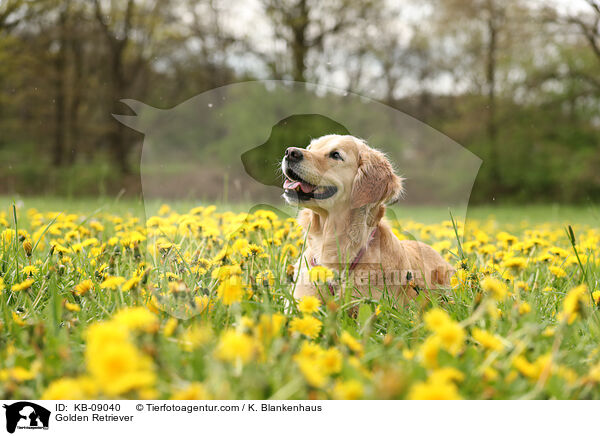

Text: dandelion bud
xmin=22 ymin=240 xmax=33 ymax=257
xmin=286 ymin=264 xmax=295 ymax=282
xmin=383 ymin=334 xmax=393 ymax=346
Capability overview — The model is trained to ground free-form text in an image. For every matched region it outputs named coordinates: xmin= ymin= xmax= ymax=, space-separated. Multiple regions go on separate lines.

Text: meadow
xmin=1 ymin=197 xmax=599 ymax=400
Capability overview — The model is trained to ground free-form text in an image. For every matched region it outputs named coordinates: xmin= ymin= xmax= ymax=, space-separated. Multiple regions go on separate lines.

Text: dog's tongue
xmin=299 ymin=182 xmax=315 ymax=193
xmin=284 ymin=179 xmax=315 ymax=193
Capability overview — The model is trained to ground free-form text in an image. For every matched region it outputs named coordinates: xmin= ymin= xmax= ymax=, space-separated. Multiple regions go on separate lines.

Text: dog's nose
xmin=285 ymin=147 xmax=303 ymax=162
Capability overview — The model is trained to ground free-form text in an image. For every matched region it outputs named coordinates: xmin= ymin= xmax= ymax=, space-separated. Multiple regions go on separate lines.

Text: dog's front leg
xmin=291 ymin=257 xmax=319 ymax=300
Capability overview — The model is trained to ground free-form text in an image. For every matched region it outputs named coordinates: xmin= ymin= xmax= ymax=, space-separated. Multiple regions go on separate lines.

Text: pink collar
xmin=310 ymin=227 xmax=378 ymax=272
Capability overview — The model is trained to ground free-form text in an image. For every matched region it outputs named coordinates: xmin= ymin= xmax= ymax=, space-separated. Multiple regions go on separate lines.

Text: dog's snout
xmin=285 ymin=147 xmax=303 ymax=162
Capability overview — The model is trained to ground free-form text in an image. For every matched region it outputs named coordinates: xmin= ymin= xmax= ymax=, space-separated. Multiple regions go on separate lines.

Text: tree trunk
xmin=93 ymin=0 xmax=135 ymax=174
xmin=485 ymin=3 xmax=500 ymax=192
xmin=52 ymin=5 xmax=68 ymax=167
xmin=67 ymin=29 xmax=83 ymax=166
xmin=291 ymin=0 xmax=308 ymax=82
xmin=110 ymin=53 xmax=130 ymax=174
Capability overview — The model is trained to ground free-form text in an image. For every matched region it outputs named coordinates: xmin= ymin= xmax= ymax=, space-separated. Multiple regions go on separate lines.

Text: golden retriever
xmin=282 ymin=134 xmax=454 ymax=303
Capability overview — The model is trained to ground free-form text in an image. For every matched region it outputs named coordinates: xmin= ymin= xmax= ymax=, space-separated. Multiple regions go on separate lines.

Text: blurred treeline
xmin=0 ymin=0 xmax=599 ymax=203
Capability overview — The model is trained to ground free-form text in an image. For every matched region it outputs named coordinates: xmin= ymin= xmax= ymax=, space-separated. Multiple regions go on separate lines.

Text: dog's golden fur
xmin=282 ymin=134 xmax=454 ymax=302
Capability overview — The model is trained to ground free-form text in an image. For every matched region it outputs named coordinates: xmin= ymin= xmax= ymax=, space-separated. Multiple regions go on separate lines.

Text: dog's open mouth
xmin=283 ymin=168 xmax=337 ymax=201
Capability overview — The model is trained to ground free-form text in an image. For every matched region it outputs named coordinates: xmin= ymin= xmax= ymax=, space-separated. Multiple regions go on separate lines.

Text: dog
xmin=282 ymin=134 xmax=455 ymax=303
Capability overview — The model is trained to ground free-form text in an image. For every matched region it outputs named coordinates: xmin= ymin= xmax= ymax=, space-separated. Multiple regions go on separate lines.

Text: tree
xmin=254 ymin=0 xmax=381 ymax=83
xmin=570 ymin=0 xmax=600 ymax=64
xmin=431 ymin=0 xmax=533 ymax=195
xmin=92 ymin=0 xmax=171 ymax=173
xmin=542 ymin=0 xmax=600 ymax=91
xmin=0 ymin=0 xmax=25 ymax=33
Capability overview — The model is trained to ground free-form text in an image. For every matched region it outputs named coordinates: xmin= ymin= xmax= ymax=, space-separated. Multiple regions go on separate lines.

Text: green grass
xmin=0 ymin=197 xmax=599 ymax=399
xmin=3 ymin=196 xmax=599 ymax=225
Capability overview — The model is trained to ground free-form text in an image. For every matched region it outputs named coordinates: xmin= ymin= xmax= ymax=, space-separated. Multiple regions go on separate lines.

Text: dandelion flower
xmin=74 ymin=279 xmax=93 ymax=296
xmin=100 ymin=276 xmax=126 ymax=290
xmin=472 ymin=328 xmax=504 ymax=352
xmin=0 ymin=366 xmax=37 ymax=382
xmin=256 ymin=313 xmax=285 ymax=341
xmin=23 ymin=265 xmax=38 ymax=276
xmin=340 ymin=331 xmax=364 ymax=356
xmin=215 ymin=330 xmax=255 ymax=364
xmin=436 ymin=321 xmax=466 ymax=356
xmin=429 ymin=367 xmax=465 ymax=384
xmin=424 ymin=308 xmax=452 ymax=331
xmin=298 ymin=295 xmax=321 ymax=314
xmin=560 ymin=284 xmax=589 ymax=324
xmin=480 ymin=277 xmax=507 ymax=300
xmin=333 ymin=380 xmax=364 ymax=400
xmin=64 ymin=301 xmax=81 ymax=312
xmin=12 ymin=312 xmax=27 ymax=326
xmin=320 ymin=348 xmax=343 ymax=374
xmin=289 ymin=315 xmax=322 ymax=339
xmin=163 ymin=318 xmax=178 ymax=337
xmin=11 ymin=278 xmax=34 ymax=292
xmin=86 ymin=341 xmax=156 ymax=396
xmin=549 ymin=265 xmax=567 ymax=278
xmin=519 ymin=302 xmax=531 ymax=315
xmin=216 ymin=276 xmax=245 ymax=305
xmin=408 ymin=379 xmax=461 ymax=400
xmin=42 ymin=377 xmax=97 ymax=400
xmin=180 ymin=325 xmax=212 ymax=351
xmin=419 ymin=336 xmax=441 ymax=369
xmin=170 ymin=383 xmax=210 ymax=400
xmin=113 ymin=307 xmax=159 ymax=333
xmin=502 ymin=256 xmax=527 ymax=270
xmin=256 ymin=270 xmax=275 ymax=287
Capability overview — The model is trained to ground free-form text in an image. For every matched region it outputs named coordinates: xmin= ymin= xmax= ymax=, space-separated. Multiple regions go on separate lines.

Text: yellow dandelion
xmin=480 ymin=277 xmax=507 ymax=300
xmin=549 ymin=265 xmax=567 ymax=278
xmin=472 ymin=328 xmax=504 ymax=352
xmin=559 ymin=284 xmax=589 ymax=324
xmin=332 ymin=380 xmax=364 ymax=400
xmin=74 ymin=279 xmax=93 ymax=296
xmin=519 ymin=302 xmax=531 ymax=315
xmin=256 ymin=270 xmax=275 ymax=287
xmin=424 ymin=308 xmax=452 ymax=331
xmin=100 ymin=276 xmax=126 ymax=290
xmin=436 ymin=321 xmax=466 ymax=356
xmin=216 ymin=276 xmax=245 ymax=305
xmin=408 ymin=379 xmax=461 ymax=400
xmin=289 ymin=315 xmax=322 ymax=339
xmin=215 ymin=330 xmax=255 ymax=364
xmin=112 ymin=307 xmax=159 ymax=333
xmin=11 ymin=278 xmax=34 ymax=292
xmin=298 ymin=295 xmax=321 ymax=314
xmin=42 ymin=377 xmax=97 ymax=400
xmin=340 ymin=331 xmax=364 ymax=356
xmin=170 ymin=383 xmax=210 ymax=400
xmin=163 ymin=318 xmax=178 ymax=337
xmin=64 ymin=301 xmax=81 ymax=312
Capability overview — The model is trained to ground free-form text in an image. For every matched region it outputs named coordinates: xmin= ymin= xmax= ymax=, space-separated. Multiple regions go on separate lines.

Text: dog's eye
xmin=329 ymin=151 xmax=343 ymax=161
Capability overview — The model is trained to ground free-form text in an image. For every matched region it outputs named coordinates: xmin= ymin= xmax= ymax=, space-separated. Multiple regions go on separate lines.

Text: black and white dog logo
xmin=3 ymin=402 xmax=50 ymax=433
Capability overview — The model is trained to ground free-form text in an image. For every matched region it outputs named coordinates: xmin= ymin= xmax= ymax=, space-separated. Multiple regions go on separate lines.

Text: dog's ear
xmin=351 ymin=148 xmax=404 ymax=209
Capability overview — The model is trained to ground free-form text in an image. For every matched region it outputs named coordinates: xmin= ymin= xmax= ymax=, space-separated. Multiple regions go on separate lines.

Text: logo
xmin=2 ymin=402 xmax=50 ymax=434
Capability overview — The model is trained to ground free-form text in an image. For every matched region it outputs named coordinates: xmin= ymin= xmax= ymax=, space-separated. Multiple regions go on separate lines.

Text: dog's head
xmin=282 ymin=135 xmax=403 ymax=211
